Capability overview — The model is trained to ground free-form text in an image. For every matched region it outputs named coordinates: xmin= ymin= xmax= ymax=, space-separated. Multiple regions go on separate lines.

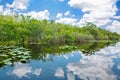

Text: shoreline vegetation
xmin=0 ymin=14 xmax=120 ymax=45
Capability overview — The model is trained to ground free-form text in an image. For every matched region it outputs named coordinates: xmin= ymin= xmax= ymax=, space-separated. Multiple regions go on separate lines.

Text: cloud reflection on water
xmin=67 ymin=42 xmax=120 ymax=80
xmin=67 ymin=72 xmax=75 ymax=80
xmin=55 ymin=67 xmax=64 ymax=78
xmin=8 ymin=62 xmax=41 ymax=78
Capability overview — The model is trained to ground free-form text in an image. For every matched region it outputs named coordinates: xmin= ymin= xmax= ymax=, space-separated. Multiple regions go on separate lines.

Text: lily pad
xmin=0 ymin=46 xmax=31 ymax=67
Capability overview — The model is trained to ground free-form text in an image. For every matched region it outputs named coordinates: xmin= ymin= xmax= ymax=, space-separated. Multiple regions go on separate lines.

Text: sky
xmin=0 ymin=0 xmax=120 ymax=34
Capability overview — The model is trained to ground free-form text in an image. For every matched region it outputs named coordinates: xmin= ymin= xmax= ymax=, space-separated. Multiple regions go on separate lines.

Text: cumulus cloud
xmin=106 ymin=20 xmax=120 ymax=34
xmin=2 ymin=8 xmax=15 ymax=15
xmin=68 ymin=0 xmax=118 ymax=26
xmin=6 ymin=0 xmax=29 ymax=11
xmin=56 ymin=17 xmax=77 ymax=25
xmin=113 ymin=16 xmax=120 ymax=19
xmin=21 ymin=10 xmax=50 ymax=20
xmin=55 ymin=67 xmax=64 ymax=78
xmin=68 ymin=0 xmax=120 ymax=33
xmin=56 ymin=11 xmax=77 ymax=25
xmin=56 ymin=11 xmax=71 ymax=18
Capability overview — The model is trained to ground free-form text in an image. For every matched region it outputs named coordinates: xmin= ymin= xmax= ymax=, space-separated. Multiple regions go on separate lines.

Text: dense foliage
xmin=0 ymin=14 xmax=120 ymax=45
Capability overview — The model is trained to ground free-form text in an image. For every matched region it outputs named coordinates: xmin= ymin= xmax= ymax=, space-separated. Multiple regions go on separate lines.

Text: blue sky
xmin=0 ymin=0 xmax=120 ymax=33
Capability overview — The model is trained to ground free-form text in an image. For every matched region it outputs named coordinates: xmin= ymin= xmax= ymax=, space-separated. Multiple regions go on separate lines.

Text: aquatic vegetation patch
xmin=59 ymin=45 xmax=77 ymax=50
xmin=0 ymin=46 xmax=31 ymax=67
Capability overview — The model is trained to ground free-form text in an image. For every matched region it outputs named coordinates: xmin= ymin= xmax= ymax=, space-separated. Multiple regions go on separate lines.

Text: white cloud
xmin=64 ymin=11 xmax=70 ymax=16
xmin=22 ymin=10 xmax=50 ymax=20
xmin=68 ymin=0 xmax=118 ymax=13
xmin=68 ymin=0 xmax=120 ymax=33
xmin=55 ymin=67 xmax=64 ymax=78
xmin=3 ymin=8 xmax=15 ymax=15
xmin=56 ymin=11 xmax=70 ymax=19
xmin=0 ymin=6 xmax=3 ymax=12
xmin=6 ymin=0 xmax=29 ymax=11
xmin=113 ymin=16 xmax=120 ymax=19
xmin=106 ymin=20 xmax=120 ymax=34
xmin=56 ymin=13 xmax=63 ymax=18
xmin=56 ymin=17 xmax=77 ymax=25
xmin=55 ymin=11 xmax=78 ymax=25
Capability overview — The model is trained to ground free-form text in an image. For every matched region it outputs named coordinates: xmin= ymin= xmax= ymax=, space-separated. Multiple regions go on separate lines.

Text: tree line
xmin=0 ymin=14 xmax=120 ymax=45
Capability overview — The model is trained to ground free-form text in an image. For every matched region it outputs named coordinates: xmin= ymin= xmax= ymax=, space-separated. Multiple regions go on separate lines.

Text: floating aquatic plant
xmin=0 ymin=46 xmax=31 ymax=67
xmin=59 ymin=45 xmax=77 ymax=50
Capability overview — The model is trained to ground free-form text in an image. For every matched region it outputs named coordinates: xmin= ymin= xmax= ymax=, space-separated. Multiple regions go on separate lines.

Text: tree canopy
xmin=0 ymin=14 xmax=120 ymax=45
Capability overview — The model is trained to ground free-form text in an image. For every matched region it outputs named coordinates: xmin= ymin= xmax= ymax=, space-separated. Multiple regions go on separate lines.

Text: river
xmin=0 ymin=42 xmax=120 ymax=80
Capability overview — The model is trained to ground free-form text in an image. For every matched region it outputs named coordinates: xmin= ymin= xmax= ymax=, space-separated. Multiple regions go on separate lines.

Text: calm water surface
xmin=0 ymin=42 xmax=120 ymax=80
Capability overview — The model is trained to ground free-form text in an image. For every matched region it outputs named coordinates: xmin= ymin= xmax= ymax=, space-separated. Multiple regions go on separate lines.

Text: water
xmin=0 ymin=42 xmax=120 ymax=80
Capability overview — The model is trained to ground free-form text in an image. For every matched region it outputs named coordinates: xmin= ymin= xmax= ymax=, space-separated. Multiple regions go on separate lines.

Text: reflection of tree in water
xmin=0 ymin=41 xmax=117 ymax=68
xmin=80 ymin=42 xmax=113 ymax=55
xmin=26 ymin=41 xmax=116 ymax=61
xmin=25 ymin=44 xmax=71 ymax=61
